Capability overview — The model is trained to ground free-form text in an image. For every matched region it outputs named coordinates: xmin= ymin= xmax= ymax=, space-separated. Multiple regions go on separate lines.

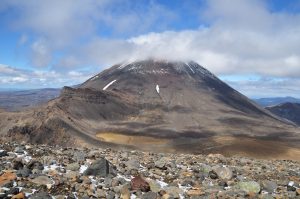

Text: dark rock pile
xmin=0 ymin=141 xmax=300 ymax=198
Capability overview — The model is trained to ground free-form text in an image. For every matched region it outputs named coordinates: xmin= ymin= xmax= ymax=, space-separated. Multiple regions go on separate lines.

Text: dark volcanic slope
xmin=81 ymin=60 xmax=267 ymax=116
xmin=78 ymin=59 xmax=281 ymax=129
xmin=266 ymin=103 xmax=300 ymax=126
xmin=1 ymin=60 xmax=299 ymax=158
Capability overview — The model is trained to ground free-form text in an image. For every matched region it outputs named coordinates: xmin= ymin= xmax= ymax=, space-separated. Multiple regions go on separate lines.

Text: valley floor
xmin=96 ymin=132 xmax=300 ymax=161
xmin=0 ymin=141 xmax=300 ymax=198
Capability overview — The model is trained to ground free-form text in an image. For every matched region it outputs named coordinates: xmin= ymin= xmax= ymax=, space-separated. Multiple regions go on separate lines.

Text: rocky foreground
xmin=0 ymin=141 xmax=300 ymax=199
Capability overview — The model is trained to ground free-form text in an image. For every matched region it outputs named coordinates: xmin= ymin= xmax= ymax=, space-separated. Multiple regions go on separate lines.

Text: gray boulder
xmin=83 ymin=158 xmax=116 ymax=177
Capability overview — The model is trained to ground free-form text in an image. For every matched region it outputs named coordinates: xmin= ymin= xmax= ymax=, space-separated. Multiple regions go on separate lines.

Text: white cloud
xmin=223 ymin=77 xmax=300 ymax=98
xmin=1 ymin=0 xmax=300 ymax=97
xmin=31 ymin=39 xmax=52 ymax=67
xmin=0 ymin=65 xmax=94 ymax=88
xmin=11 ymin=77 xmax=28 ymax=83
xmin=3 ymin=0 xmax=300 ymax=77
xmin=285 ymin=56 xmax=300 ymax=67
xmin=1 ymin=0 xmax=175 ymax=67
xmin=203 ymin=0 xmax=272 ymax=30
xmin=0 ymin=64 xmax=17 ymax=74
xmin=0 ymin=77 xmax=28 ymax=84
xmin=71 ymin=26 xmax=300 ymax=78
xmin=18 ymin=34 xmax=28 ymax=45
xmin=68 ymin=71 xmax=83 ymax=77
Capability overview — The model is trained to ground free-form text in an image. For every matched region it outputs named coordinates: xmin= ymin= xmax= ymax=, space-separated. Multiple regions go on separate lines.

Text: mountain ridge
xmin=254 ymin=96 xmax=300 ymax=107
xmin=0 ymin=59 xmax=299 ymax=159
xmin=266 ymin=102 xmax=300 ymax=126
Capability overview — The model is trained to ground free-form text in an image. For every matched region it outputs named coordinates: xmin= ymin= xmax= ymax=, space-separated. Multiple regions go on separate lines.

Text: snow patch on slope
xmin=103 ymin=80 xmax=117 ymax=90
xmin=116 ymin=60 xmax=218 ymax=80
xmin=185 ymin=62 xmax=195 ymax=73
xmin=90 ymin=75 xmax=99 ymax=81
xmin=156 ymin=85 xmax=160 ymax=94
xmin=118 ymin=61 xmax=131 ymax=69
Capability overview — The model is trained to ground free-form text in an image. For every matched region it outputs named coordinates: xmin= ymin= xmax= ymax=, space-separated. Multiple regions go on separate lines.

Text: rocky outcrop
xmin=58 ymin=86 xmax=139 ymax=121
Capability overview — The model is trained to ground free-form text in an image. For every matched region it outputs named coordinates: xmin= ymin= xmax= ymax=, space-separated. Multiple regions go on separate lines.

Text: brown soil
xmin=95 ymin=132 xmax=300 ymax=161
xmin=97 ymin=132 xmax=169 ymax=146
xmin=210 ymin=135 xmax=300 ymax=161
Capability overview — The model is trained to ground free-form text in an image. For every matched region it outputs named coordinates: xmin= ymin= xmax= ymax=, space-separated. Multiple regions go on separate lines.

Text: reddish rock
xmin=296 ymin=188 xmax=300 ymax=196
xmin=131 ymin=176 xmax=150 ymax=192
xmin=11 ymin=192 xmax=26 ymax=199
xmin=0 ymin=172 xmax=17 ymax=186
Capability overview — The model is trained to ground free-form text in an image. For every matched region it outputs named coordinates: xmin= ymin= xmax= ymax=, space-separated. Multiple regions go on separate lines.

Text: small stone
xmin=0 ymin=172 xmax=17 ymax=187
xmin=16 ymin=167 xmax=32 ymax=177
xmin=14 ymin=147 xmax=25 ymax=154
xmin=120 ymin=184 xmax=130 ymax=199
xmin=86 ymin=189 xmax=94 ymax=197
xmin=32 ymin=168 xmax=42 ymax=175
xmin=126 ymin=159 xmax=140 ymax=170
xmin=83 ymin=158 xmax=115 ymax=177
xmin=287 ymin=191 xmax=297 ymax=198
xmin=211 ymin=166 xmax=233 ymax=180
xmin=155 ymin=157 xmax=168 ymax=169
xmin=95 ymin=189 xmax=106 ymax=198
xmin=104 ymin=177 xmax=113 ymax=187
xmin=54 ymin=195 xmax=65 ymax=199
xmin=106 ymin=191 xmax=115 ymax=199
xmin=0 ymin=150 xmax=8 ymax=157
xmin=73 ymin=151 xmax=86 ymax=162
xmin=131 ymin=176 xmax=151 ymax=192
xmin=209 ymin=171 xmax=218 ymax=179
xmin=11 ymin=192 xmax=26 ymax=199
xmin=113 ymin=185 xmax=124 ymax=194
xmin=218 ymin=181 xmax=228 ymax=187
xmin=46 ymin=184 xmax=52 ymax=189
xmin=0 ymin=193 xmax=6 ymax=198
xmin=287 ymin=185 xmax=296 ymax=192
xmin=30 ymin=191 xmax=52 ymax=199
xmin=130 ymin=169 xmax=139 ymax=176
xmin=13 ymin=159 xmax=24 ymax=170
xmin=238 ymin=181 xmax=261 ymax=194
xmin=208 ymin=154 xmax=225 ymax=159
xmin=27 ymin=160 xmax=44 ymax=170
xmin=7 ymin=187 xmax=20 ymax=195
xmin=262 ymin=180 xmax=277 ymax=193
xmin=147 ymin=179 xmax=162 ymax=193
xmin=161 ymin=193 xmax=171 ymax=199
xmin=82 ymin=194 xmax=90 ymax=199
xmin=142 ymin=192 xmax=158 ymax=199
xmin=159 ymin=190 xmax=166 ymax=196
xmin=164 ymin=186 xmax=184 ymax=198
xmin=65 ymin=171 xmax=79 ymax=181
xmin=200 ymin=164 xmax=212 ymax=173
xmin=66 ymin=163 xmax=80 ymax=171
xmin=277 ymin=179 xmax=289 ymax=186
xmin=87 ymin=150 xmax=100 ymax=158
xmin=287 ymin=181 xmax=296 ymax=191
xmin=31 ymin=176 xmax=53 ymax=186
xmin=187 ymin=188 xmax=205 ymax=196
xmin=260 ymin=194 xmax=275 ymax=199
xmin=111 ymin=178 xmax=121 ymax=186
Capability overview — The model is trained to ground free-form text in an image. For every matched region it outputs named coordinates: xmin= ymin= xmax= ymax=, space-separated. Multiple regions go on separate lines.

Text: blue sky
xmin=0 ymin=0 xmax=300 ymax=98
